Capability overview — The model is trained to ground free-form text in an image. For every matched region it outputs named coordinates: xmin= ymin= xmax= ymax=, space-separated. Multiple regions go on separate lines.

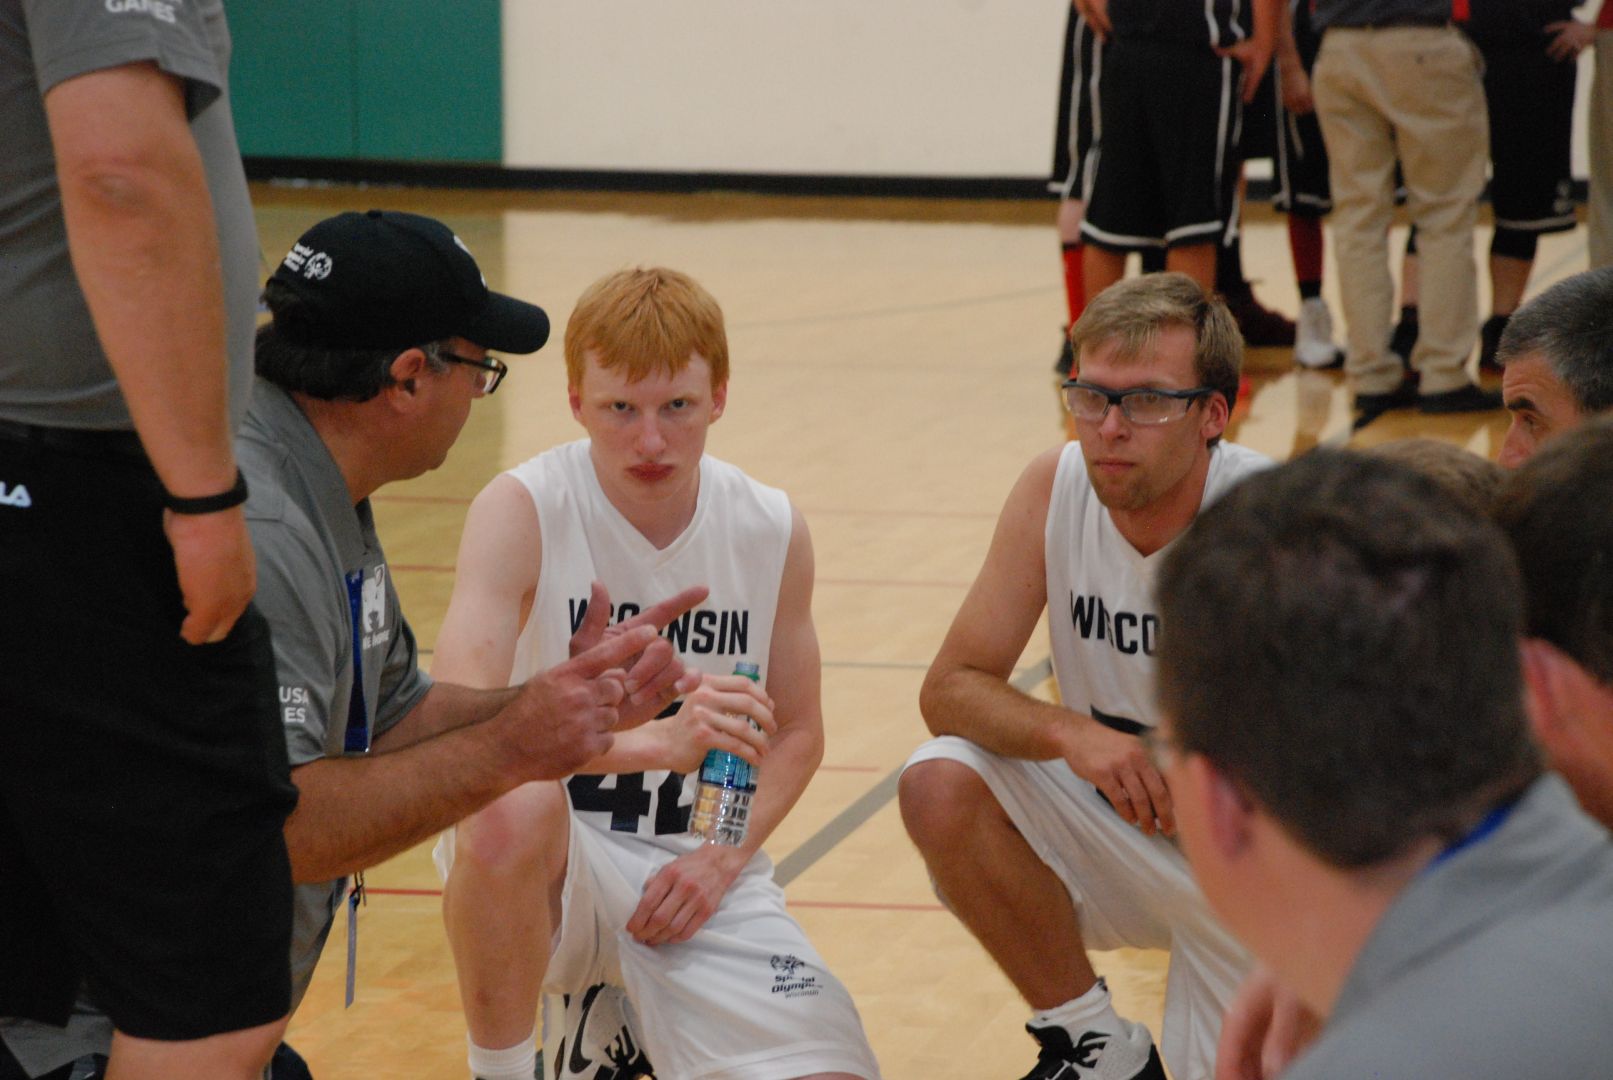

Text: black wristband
xmin=163 ymin=468 xmax=248 ymax=515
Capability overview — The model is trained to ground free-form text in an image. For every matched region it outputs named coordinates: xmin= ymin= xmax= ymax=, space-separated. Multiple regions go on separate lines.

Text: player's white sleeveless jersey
xmin=506 ymin=439 xmax=793 ymax=854
xmin=1045 ymin=440 xmax=1272 ymax=733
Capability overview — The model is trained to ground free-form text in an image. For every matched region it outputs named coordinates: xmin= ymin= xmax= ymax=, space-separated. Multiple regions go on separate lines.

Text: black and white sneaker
xmin=1017 ymin=1020 xmax=1167 ymax=1080
xmin=554 ymin=983 xmax=655 ymax=1080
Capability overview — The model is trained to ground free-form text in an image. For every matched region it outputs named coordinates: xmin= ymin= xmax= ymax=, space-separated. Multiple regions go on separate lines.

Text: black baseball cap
xmin=267 ymin=210 xmax=549 ymax=353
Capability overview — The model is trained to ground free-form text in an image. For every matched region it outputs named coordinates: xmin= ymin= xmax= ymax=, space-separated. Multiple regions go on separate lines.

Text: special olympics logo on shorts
xmin=769 ymin=954 xmax=819 ymax=999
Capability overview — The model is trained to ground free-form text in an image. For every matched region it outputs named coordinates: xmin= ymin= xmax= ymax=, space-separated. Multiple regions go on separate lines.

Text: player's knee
xmin=453 ymin=781 xmax=569 ymax=882
xmin=898 ymin=759 xmax=994 ymax=853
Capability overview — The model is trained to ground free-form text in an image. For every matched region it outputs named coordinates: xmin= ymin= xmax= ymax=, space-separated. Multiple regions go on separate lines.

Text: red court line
xmin=363 ymin=887 xmax=944 ymax=913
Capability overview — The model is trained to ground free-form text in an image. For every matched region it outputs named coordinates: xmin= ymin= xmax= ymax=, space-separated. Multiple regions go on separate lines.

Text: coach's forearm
xmin=283 ymin=722 xmax=518 ymax=883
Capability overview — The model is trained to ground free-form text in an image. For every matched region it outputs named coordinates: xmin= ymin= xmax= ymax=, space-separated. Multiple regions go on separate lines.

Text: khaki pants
xmin=1590 ymin=33 xmax=1613 ymax=270
xmin=1313 ymin=26 xmax=1488 ymax=396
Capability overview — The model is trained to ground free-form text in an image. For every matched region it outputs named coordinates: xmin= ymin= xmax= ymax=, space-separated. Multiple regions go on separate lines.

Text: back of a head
xmin=1069 ymin=272 xmax=1243 ymax=420
xmin=564 ymin=267 xmax=728 ymax=389
xmin=1493 ymin=416 xmax=1613 ymax=686
xmin=1365 ymin=438 xmax=1504 ymax=517
xmin=1497 ymin=266 xmax=1613 ymax=413
xmin=1157 ymin=450 xmax=1539 ymax=868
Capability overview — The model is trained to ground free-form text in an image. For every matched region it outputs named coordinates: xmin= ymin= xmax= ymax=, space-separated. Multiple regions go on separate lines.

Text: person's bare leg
xmin=1083 ymin=245 xmax=1129 ymax=308
xmin=444 ymin=781 xmax=571 ymax=1051
xmin=1489 ymin=253 xmax=1531 ymax=317
xmin=105 ymin=1016 xmax=285 ymax=1080
xmin=900 ymin=760 xmax=1098 ymax=1008
xmin=1165 ymin=242 xmax=1216 ymax=293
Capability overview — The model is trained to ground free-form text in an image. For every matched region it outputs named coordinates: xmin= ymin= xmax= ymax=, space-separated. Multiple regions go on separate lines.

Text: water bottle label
xmin=698 ymin=749 xmax=755 ymax=791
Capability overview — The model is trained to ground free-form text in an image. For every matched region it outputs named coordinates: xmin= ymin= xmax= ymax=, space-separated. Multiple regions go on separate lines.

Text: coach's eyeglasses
xmin=1061 ymin=380 xmax=1215 ymax=425
xmin=438 ymin=350 xmax=509 ymax=395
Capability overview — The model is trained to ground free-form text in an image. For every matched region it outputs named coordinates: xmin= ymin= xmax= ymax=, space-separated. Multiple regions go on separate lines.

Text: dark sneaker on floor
xmin=1054 ymin=331 xmax=1075 ymax=377
xmin=1352 ymin=377 xmax=1420 ymax=430
xmin=1018 ymin=1021 xmax=1167 ymax=1080
xmin=1420 ymin=382 xmax=1503 ymax=414
xmin=555 ymin=983 xmax=655 ymax=1079
xmin=1225 ymin=288 xmax=1296 ymax=347
xmin=1478 ymin=314 xmax=1509 ymax=374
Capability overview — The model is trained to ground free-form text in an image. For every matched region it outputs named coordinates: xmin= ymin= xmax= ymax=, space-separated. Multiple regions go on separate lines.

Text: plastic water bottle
xmin=689 ymin=661 xmax=761 ymax=846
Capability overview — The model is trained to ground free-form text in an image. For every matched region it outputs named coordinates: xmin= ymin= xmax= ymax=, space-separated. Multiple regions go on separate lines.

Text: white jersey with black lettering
xmin=506 ymin=438 xmax=792 ymax=855
xmin=1044 ymin=439 xmax=1272 ymax=733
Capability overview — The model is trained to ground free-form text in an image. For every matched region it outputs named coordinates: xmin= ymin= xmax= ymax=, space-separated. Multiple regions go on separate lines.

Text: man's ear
xmin=568 ymin=385 xmax=584 ymax=423
xmin=1190 ymin=754 xmax=1255 ymax=860
xmin=1201 ymin=387 xmax=1231 ymax=444
xmin=387 ymin=348 xmax=430 ymax=399
xmin=1521 ymin=637 xmax=1608 ymax=744
xmin=710 ymin=381 xmax=728 ymax=423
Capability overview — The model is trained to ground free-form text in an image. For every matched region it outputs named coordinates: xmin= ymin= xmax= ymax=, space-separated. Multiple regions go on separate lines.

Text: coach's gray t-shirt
xmin=240 ymin=378 xmax=433 ymax=1008
xmin=0 ymin=0 xmax=258 ymax=430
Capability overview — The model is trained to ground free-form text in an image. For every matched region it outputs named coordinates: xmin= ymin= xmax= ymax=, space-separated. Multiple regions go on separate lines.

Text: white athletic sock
xmin=1031 ymin=978 xmax=1155 ymax=1079
xmin=466 ymin=1031 xmax=537 ymax=1080
xmin=1032 ymin=975 xmax=1119 ymax=1031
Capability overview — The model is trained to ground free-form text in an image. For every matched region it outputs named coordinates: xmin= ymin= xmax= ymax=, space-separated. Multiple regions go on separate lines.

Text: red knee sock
xmin=1288 ymin=215 xmax=1324 ymax=299
xmin=1062 ymin=242 xmax=1086 ymax=325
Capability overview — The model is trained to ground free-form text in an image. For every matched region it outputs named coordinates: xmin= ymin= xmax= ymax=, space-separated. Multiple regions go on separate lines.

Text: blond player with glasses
xmin=900 ymin=273 xmax=1272 ymax=1080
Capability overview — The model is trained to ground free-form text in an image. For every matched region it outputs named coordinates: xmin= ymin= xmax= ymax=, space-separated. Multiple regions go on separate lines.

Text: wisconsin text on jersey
xmin=568 ymin=597 xmax=751 ymax=657
xmin=1068 ymin=593 xmax=1158 ymax=657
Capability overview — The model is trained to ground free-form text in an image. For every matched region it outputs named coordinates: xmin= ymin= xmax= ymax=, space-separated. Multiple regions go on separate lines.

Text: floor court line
xmin=772 ymin=657 xmax=1053 ymax=888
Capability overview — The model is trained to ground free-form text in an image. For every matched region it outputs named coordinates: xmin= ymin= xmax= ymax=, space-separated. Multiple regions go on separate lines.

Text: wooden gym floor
xmin=251 ymin=182 xmax=1586 ymax=1079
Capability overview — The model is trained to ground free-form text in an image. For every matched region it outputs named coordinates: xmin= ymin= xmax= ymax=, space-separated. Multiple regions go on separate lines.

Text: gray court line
xmin=774 ymin=656 xmax=1055 ymax=886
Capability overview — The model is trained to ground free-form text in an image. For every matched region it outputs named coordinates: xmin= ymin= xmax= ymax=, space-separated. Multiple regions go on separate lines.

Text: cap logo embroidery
xmin=304 ymin=253 xmax=334 ymax=280
xmin=283 ymin=242 xmax=314 ymax=274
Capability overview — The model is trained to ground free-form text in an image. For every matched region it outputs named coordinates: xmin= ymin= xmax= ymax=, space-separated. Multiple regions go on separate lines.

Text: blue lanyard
xmin=343 ymin=568 xmax=371 ymax=753
xmin=1427 ymin=796 xmax=1519 ymax=872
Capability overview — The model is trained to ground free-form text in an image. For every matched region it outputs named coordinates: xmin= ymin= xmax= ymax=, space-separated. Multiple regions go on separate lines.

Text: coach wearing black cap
xmin=0 ymin=211 xmax=702 ymax=1080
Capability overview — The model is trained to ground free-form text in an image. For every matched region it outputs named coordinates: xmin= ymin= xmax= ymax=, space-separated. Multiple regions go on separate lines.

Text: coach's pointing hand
xmin=568 ymin=580 xmax=709 ymax=729
xmin=503 ymin=624 xmax=658 ymax=780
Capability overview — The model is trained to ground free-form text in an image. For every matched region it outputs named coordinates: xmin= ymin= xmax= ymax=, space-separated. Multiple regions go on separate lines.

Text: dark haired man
xmin=1155 ymin=449 xmax=1613 ymax=1078
xmin=0 ymin=211 xmax=699 ymax=1080
xmin=1495 ymin=266 xmax=1613 ymax=467
xmin=901 ymin=274 xmax=1271 ymax=1080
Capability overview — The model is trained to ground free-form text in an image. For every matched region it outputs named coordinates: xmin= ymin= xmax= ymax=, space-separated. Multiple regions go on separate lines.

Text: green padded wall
xmin=228 ymin=0 xmax=502 ymax=163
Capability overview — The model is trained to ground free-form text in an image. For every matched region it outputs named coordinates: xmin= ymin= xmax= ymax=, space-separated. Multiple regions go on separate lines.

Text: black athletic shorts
xmin=1481 ymin=41 xmax=1578 ymax=234
xmin=1050 ymin=9 xmax=1102 ymax=200
xmin=1081 ymin=37 xmax=1243 ymax=251
xmin=1271 ymin=1 xmax=1332 ymax=216
xmin=0 ymin=423 xmax=297 ymax=1040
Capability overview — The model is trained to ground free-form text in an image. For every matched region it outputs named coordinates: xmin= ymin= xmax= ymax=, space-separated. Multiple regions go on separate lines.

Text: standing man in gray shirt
xmin=0 ymin=3 xmax=298 ymax=1078
xmin=1 ymin=210 xmax=704 ymax=1080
